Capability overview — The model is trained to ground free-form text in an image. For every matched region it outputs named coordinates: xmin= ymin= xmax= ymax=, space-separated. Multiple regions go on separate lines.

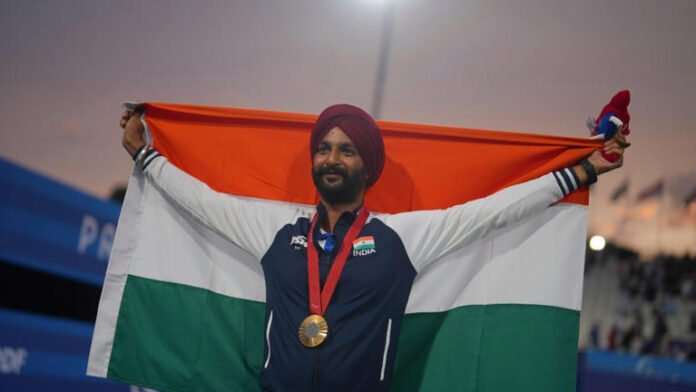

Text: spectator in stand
xmin=648 ymin=308 xmax=669 ymax=355
xmin=589 ymin=323 xmax=600 ymax=348
xmin=607 ymin=323 xmax=620 ymax=350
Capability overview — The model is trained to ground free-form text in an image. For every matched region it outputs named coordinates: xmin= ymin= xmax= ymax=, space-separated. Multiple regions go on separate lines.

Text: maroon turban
xmin=309 ymin=104 xmax=385 ymax=188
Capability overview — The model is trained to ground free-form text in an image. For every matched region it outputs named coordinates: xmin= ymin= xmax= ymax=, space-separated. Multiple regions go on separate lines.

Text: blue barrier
xmin=0 ymin=308 xmax=136 ymax=391
xmin=0 ymin=157 xmax=121 ymax=285
xmin=579 ymin=349 xmax=696 ymax=392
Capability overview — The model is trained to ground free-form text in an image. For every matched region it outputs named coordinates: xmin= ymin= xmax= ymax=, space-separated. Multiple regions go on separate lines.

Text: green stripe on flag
xmin=108 ymin=276 xmax=578 ymax=391
xmin=108 ymin=275 xmax=265 ymax=392
xmin=393 ymin=304 xmax=579 ymax=391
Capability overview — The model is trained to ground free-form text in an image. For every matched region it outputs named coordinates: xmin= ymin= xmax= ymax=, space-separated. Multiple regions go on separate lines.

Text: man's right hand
xmin=120 ymin=110 xmax=146 ymax=158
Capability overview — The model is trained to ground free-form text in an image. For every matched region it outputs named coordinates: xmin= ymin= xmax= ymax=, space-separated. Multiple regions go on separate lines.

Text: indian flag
xmin=88 ymin=103 xmax=598 ymax=391
xmin=353 ymin=236 xmax=375 ymax=251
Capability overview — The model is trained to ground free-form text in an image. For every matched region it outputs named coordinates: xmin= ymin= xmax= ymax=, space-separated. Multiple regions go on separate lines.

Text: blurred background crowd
xmin=581 ymin=247 xmax=696 ymax=361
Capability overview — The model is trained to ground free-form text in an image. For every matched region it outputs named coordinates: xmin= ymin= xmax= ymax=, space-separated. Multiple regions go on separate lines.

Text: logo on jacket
xmin=352 ymin=236 xmax=376 ymax=257
xmin=290 ymin=235 xmax=308 ymax=249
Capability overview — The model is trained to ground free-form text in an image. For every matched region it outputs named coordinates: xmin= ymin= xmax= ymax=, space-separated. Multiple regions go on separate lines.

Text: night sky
xmin=2 ymin=0 xmax=695 ymax=255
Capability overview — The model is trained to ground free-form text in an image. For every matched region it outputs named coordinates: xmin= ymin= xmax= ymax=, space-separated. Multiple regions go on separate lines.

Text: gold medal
xmin=298 ymin=314 xmax=329 ymax=348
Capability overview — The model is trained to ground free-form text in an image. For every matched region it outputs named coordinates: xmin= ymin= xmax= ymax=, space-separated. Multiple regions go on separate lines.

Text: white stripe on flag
xmin=125 ymin=175 xmax=586 ymax=314
xmin=404 ymin=203 xmax=587 ymax=313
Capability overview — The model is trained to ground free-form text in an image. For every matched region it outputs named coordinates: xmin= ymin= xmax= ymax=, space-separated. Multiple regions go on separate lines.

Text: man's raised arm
xmin=383 ymin=137 xmax=626 ymax=272
xmin=120 ymin=110 xmax=306 ymax=260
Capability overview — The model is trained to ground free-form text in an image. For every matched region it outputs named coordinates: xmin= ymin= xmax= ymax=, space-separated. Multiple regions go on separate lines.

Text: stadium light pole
xmin=370 ymin=0 xmax=396 ymax=119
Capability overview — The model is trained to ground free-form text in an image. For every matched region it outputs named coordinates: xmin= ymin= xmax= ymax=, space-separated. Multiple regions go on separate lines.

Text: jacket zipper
xmin=264 ymin=310 xmax=273 ymax=368
xmin=380 ymin=318 xmax=392 ymax=381
xmin=312 ymin=348 xmax=322 ymax=391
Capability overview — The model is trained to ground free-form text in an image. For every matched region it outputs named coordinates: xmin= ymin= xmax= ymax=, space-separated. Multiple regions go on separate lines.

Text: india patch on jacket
xmin=88 ymin=103 xmax=598 ymax=391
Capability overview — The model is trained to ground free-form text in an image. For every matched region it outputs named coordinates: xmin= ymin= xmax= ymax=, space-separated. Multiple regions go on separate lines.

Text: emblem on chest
xmin=290 ymin=235 xmax=307 ymax=249
xmin=352 ymin=236 xmax=376 ymax=257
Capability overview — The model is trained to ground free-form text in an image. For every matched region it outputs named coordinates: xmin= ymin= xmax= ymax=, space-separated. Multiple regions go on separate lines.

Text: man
xmin=120 ymin=103 xmax=626 ymax=391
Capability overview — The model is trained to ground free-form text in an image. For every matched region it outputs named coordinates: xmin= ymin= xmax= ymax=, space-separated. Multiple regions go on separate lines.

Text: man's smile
xmin=323 ymin=173 xmax=344 ymax=184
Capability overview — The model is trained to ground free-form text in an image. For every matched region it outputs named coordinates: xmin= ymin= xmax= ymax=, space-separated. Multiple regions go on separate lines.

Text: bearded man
xmin=120 ymin=103 xmax=626 ymax=391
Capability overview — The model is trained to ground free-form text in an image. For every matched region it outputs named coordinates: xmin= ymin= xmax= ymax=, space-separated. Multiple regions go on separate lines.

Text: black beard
xmin=312 ymin=164 xmax=366 ymax=206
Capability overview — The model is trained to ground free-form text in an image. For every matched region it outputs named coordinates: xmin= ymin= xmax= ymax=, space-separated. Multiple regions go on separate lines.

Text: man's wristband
xmin=580 ymin=159 xmax=598 ymax=186
xmin=133 ymin=144 xmax=162 ymax=172
xmin=133 ymin=144 xmax=150 ymax=169
xmin=132 ymin=144 xmax=147 ymax=161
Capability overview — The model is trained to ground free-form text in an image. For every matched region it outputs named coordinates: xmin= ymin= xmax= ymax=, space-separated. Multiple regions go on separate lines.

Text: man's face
xmin=312 ymin=127 xmax=367 ymax=206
